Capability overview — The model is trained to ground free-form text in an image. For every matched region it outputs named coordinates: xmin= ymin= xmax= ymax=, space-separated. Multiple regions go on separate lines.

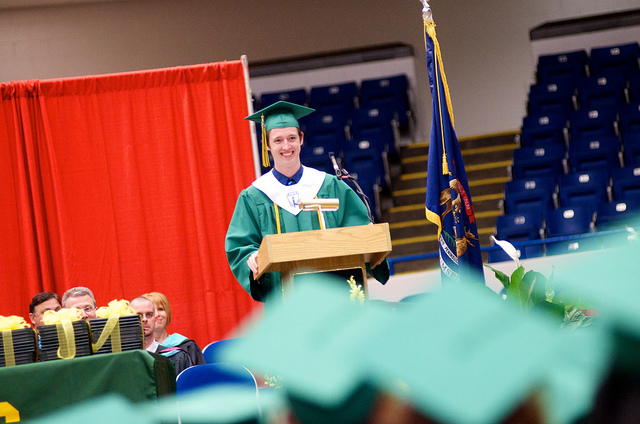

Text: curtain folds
xmin=0 ymin=61 xmax=260 ymax=347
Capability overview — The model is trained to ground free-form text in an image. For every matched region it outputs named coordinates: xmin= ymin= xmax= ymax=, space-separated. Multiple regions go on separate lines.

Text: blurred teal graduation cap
xmin=220 ymin=274 xmax=397 ymax=424
xmin=222 ymin=276 xmax=610 ymax=424
xmin=552 ymin=244 xmax=640 ymax=374
xmin=25 ymin=394 xmax=156 ymax=424
xmin=145 ymin=386 xmax=284 ymax=424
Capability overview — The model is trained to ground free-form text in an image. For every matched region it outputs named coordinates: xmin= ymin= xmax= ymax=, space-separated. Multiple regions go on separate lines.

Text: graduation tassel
xmin=261 ymin=114 xmax=270 ymax=168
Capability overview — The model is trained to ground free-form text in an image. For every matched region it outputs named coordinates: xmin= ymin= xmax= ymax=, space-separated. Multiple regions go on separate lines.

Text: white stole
xmin=252 ymin=166 xmax=326 ymax=216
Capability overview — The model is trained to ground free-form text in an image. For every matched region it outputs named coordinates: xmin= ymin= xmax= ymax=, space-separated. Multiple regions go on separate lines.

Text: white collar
xmin=147 ymin=339 xmax=159 ymax=353
xmin=252 ymin=166 xmax=326 ymax=215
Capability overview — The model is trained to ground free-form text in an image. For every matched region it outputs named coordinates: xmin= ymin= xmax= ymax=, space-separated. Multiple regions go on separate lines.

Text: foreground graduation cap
xmin=220 ymin=276 xmax=609 ymax=424
xmin=551 ymin=244 xmax=640 ymax=423
xmin=245 ymin=100 xmax=315 ymax=168
xmin=25 ymin=394 xmax=157 ymax=424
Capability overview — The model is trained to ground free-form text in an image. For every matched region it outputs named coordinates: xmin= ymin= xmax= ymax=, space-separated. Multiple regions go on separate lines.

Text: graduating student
xmin=225 ymin=101 xmax=389 ymax=302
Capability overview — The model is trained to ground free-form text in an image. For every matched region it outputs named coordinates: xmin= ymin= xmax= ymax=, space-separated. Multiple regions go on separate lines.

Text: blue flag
xmin=423 ymin=12 xmax=485 ymax=284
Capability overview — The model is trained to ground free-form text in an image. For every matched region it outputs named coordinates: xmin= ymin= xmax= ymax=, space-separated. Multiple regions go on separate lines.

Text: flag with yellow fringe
xmin=423 ymin=4 xmax=485 ymax=284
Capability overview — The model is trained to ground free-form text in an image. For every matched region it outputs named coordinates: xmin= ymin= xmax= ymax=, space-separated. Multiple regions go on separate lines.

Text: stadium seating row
xmin=523 ymin=98 xmax=640 ymax=144
xmin=488 ymin=201 xmax=640 ymax=263
xmin=491 ymin=43 xmax=640 ymax=260
xmin=534 ymin=42 xmax=640 ymax=84
xmin=503 ymin=168 xmax=640 ymax=216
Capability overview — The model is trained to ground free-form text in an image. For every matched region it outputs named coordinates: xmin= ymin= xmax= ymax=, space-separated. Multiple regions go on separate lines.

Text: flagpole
xmin=420 ymin=0 xmax=432 ymax=22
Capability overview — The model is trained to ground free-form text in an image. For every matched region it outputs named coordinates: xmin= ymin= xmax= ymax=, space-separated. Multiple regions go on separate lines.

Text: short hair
xmin=29 ymin=292 xmax=60 ymax=314
xmin=62 ymin=286 xmax=96 ymax=307
xmin=141 ymin=292 xmax=172 ymax=325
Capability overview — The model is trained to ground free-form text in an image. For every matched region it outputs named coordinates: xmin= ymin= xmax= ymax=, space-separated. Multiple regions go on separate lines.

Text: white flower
xmin=490 ymin=235 xmax=520 ymax=268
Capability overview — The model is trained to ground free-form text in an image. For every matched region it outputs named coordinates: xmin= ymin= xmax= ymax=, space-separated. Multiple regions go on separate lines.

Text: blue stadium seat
xmin=618 ymin=102 xmax=640 ymax=136
xmin=176 ymin=363 xmax=258 ymax=396
xmin=511 ymin=144 xmax=566 ymax=180
xmin=503 ymin=176 xmax=556 ymax=218
xmin=566 ymin=135 xmax=620 ymax=173
xmin=545 ymin=205 xmax=596 ymax=255
xmin=342 ymin=137 xmax=389 ymax=188
xmin=359 ymin=74 xmax=411 ymax=127
xmin=260 ymin=88 xmax=308 ymax=108
xmin=627 ymin=72 xmax=640 ymax=103
xmin=520 ymin=112 xmax=567 ymax=147
xmin=557 ymin=170 xmax=610 ymax=213
xmin=536 ymin=61 xmax=587 ymax=84
xmin=568 ymin=108 xmax=617 ymax=143
xmin=537 ymin=50 xmax=588 ymax=70
xmin=596 ymin=198 xmax=640 ymax=231
xmin=490 ymin=212 xmax=544 ymax=262
xmin=590 ymin=42 xmax=640 ymax=78
xmin=202 ymin=338 xmax=241 ymax=364
xmin=611 ymin=165 xmax=640 ymax=202
xmin=350 ymin=106 xmax=396 ymax=155
xmin=304 ymin=110 xmax=349 ymax=153
xmin=622 ymin=132 xmax=640 ymax=167
xmin=309 ymin=82 xmax=358 ymax=116
xmin=575 ymin=75 xmax=627 ymax=111
xmin=527 ymin=81 xmax=576 ymax=118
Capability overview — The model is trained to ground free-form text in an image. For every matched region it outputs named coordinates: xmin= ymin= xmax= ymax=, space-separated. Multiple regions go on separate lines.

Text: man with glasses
xmin=61 ymin=286 xmax=97 ymax=320
xmin=130 ymin=296 xmax=193 ymax=376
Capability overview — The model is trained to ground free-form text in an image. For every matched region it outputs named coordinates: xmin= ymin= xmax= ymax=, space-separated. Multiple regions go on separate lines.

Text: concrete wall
xmin=0 ymin=0 xmax=637 ymax=140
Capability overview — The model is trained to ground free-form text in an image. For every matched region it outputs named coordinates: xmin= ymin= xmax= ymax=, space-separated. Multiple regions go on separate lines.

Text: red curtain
xmin=0 ymin=61 xmax=262 ymax=348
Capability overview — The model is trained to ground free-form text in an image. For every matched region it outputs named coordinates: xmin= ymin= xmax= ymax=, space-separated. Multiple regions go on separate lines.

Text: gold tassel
xmin=261 ymin=114 xmax=270 ymax=168
xmin=425 ymin=18 xmax=453 ymax=176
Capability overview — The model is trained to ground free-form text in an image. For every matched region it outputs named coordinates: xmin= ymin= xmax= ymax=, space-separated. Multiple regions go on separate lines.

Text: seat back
xmin=590 ymin=42 xmax=640 ymax=77
xmin=176 ymin=363 xmax=258 ymax=396
xmin=202 ymin=338 xmax=241 ymax=364
xmin=511 ymin=144 xmax=565 ymax=180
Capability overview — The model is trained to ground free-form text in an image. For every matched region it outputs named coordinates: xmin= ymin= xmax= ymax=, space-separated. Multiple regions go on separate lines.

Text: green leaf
xmin=522 ymin=270 xmax=547 ymax=306
xmin=484 ymin=264 xmax=511 ymax=289
xmin=562 ymin=308 xmax=589 ymax=329
xmin=506 ymin=265 xmax=525 ymax=308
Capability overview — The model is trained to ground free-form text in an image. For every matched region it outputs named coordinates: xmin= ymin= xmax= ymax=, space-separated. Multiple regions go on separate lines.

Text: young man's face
xmin=131 ymin=299 xmax=156 ymax=340
xmin=29 ymin=298 xmax=62 ymax=328
xmin=268 ymin=127 xmax=303 ymax=175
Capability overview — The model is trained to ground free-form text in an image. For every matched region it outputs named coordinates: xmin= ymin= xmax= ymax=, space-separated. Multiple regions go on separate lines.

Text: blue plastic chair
xmin=511 ymin=144 xmax=566 ymax=181
xmin=567 ymin=135 xmax=620 ymax=173
xmin=558 ymin=170 xmax=610 ymax=213
xmin=590 ymin=42 xmax=640 ymax=77
xmin=309 ymin=82 xmax=358 ymax=116
xmin=176 ymin=363 xmax=258 ymax=396
xmin=202 ymin=338 xmax=241 ymax=364
xmin=545 ymin=206 xmax=597 ymax=255
xmin=527 ymin=81 xmax=576 ymax=118
xmin=568 ymin=108 xmax=617 ymax=143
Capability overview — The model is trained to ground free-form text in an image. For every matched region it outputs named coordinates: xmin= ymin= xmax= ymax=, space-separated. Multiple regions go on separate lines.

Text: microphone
xmin=328 ymin=152 xmax=341 ymax=178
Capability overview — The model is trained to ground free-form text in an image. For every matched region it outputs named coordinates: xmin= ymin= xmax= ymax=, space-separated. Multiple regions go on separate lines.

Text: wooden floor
xmin=381 ymin=131 xmax=519 ymax=274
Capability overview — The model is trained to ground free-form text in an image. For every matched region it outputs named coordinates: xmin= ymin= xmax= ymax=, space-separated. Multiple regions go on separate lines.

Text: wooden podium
xmin=254 ymin=223 xmax=392 ymax=296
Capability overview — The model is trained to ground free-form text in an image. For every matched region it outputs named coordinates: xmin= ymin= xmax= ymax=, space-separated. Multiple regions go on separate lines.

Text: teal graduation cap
xmin=245 ymin=100 xmax=315 ymax=168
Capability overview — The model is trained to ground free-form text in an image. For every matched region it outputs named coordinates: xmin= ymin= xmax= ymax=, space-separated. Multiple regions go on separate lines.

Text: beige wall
xmin=0 ymin=0 xmax=637 ymax=138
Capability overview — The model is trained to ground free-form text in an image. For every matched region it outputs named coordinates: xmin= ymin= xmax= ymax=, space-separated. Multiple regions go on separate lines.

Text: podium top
xmin=255 ymin=223 xmax=392 ymax=279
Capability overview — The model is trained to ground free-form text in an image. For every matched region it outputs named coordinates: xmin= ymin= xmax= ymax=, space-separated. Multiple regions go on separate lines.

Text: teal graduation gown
xmin=225 ymin=167 xmax=389 ymax=302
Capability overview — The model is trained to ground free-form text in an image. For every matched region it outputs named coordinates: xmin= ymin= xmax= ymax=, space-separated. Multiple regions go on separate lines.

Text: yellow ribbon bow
xmin=0 ymin=315 xmax=30 ymax=331
xmin=42 ymin=309 xmax=83 ymax=360
xmin=0 ymin=315 xmax=31 ymax=367
xmin=42 ymin=308 xmax=83 ymax=325
xmin=92 ymin=299 xmax=137 ymax=353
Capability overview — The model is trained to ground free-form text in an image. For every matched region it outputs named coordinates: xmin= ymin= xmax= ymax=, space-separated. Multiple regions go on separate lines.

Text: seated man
xmin=130 ymin=296 xmax=193 ymax=376
xmin=28 ymin=292 xmax=62 ymax=329
xmin=61 ymin=286 xmax=97 ymax=320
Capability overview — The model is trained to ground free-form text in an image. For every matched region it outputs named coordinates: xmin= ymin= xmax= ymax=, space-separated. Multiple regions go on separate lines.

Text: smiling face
xmin=268 ymin=127 xmax=304 ymax=177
